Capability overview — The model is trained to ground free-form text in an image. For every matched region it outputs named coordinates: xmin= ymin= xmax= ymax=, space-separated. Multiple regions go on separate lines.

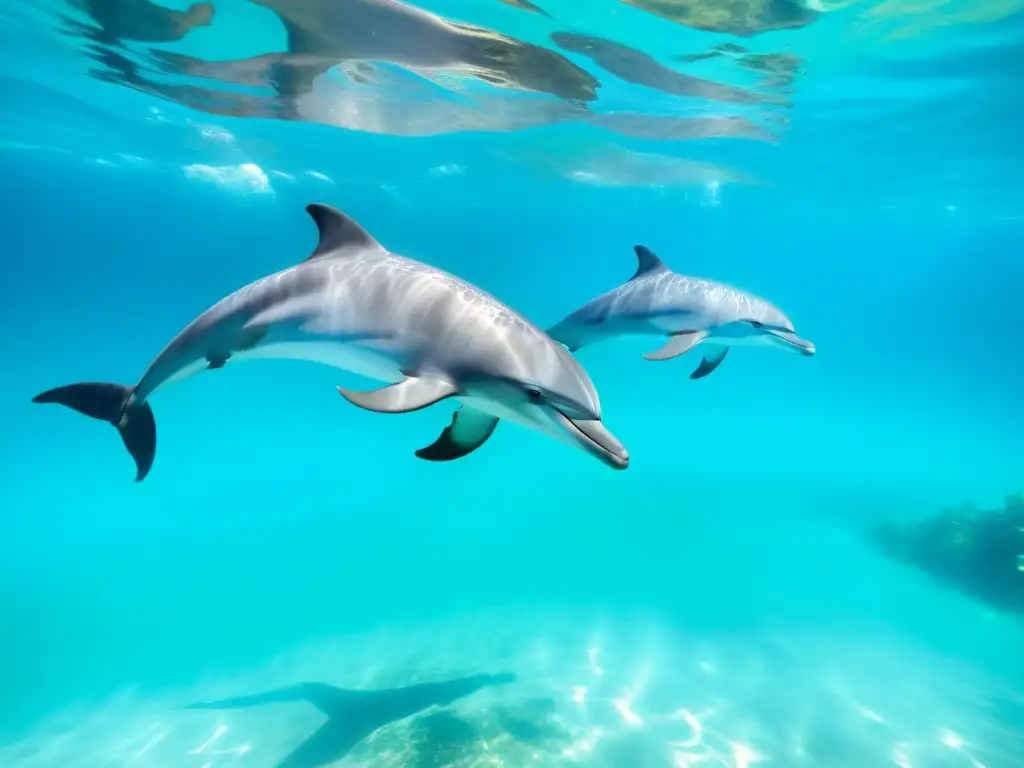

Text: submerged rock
xmin=868 ymin=491 xmax=1024 ymax=613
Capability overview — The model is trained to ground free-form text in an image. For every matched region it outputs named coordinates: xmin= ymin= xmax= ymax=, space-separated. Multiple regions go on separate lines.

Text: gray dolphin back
xmin=546 ymin=244 xmax=669 ymax=352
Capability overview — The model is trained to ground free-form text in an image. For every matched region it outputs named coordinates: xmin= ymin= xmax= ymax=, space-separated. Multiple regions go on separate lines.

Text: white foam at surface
xmin=182 ymin=163 xmax=273 ymax=195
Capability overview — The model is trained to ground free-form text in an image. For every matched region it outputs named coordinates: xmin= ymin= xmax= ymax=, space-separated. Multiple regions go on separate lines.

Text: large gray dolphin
xmin=546 ymin=245 xmax=814 ymax=379
xmin=33 ymin=203 xmax=628 ymax=481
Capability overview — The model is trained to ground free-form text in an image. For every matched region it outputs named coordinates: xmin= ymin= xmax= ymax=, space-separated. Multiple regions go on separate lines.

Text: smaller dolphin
xmin=546 ymin=245 xmax=814 ymax=379
xmin=33 ymin=203 xmax=628 ymax=481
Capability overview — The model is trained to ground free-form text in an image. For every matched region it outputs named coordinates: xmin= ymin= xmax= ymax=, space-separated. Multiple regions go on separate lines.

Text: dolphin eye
xmin=526 ymin=387 xmax=543 ymax=401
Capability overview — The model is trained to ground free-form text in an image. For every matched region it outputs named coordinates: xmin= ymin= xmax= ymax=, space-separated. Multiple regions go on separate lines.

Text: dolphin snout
xmin=791 ymin=336 xmax=815 ymax=356
xmin=768 ymin=329 xmax=815 ymax=356
xmin=555 ymin=410 xmax=630 ymax=470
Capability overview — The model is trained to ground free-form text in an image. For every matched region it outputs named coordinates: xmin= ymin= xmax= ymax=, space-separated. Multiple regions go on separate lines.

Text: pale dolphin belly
xmin=705 ymin=335 xmax=764 ymax=348
xmin=148 ymin=320 xmax=410 ymax=398
xmin=456 ymin=394 xmax=534 ymax=430
xmin=199 ymin=335 xmax=537 ymax=429
xmin=651 ymin=311 xmax=714 ymax=334
xmin=703 ymin=320 xmax=768 ymax=348
xmin=234 ymin=338 xmax=405 ymax=384
xmin=242 ymin=338 xmax=540 ymax=428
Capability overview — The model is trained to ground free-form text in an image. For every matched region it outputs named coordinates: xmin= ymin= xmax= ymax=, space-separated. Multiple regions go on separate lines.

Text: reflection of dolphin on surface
xmin=677 ymin=43 xmax=807 ymax=88
xmin=138 ymin=53 xmax=590 ymax=133
xmin=619 ymin=0 xmax=819 ymax=36
xmin=496 ymin=0 xmax=553 ymax=18
xmin=60 ymin=0 xmax=214 ymax=45
xmin=79 ymin=41 xmax=781 ymax=142
xmin=60 ymin=0 xmax=597 ymax=108
xmin=186 ymin=672 xmax=517 ymax=768
xmin=227 ymin=0 xmax=598 ymax=102
xmin=552 ymin=32 xmax=786 ymax=108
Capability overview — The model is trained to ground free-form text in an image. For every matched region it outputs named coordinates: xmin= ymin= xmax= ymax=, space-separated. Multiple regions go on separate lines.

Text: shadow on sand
xmin=185 ymin=671 xmax=517 ymax=768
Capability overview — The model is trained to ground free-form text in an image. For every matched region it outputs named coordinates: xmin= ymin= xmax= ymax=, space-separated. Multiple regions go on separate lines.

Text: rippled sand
xmin=3 ymin=609 xmax=1021 ymax=767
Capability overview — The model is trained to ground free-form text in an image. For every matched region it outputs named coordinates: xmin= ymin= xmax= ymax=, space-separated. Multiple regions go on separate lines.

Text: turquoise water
xmin=2 ymin=1 xmax=1023 ymax=766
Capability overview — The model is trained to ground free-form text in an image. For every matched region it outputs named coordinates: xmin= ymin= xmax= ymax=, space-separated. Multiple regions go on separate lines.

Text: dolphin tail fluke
xmin=32 ymin=382 xmax=156 ymax=482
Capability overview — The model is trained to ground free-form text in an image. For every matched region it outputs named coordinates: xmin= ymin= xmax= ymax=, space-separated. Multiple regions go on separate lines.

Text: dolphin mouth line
xmin=789 ymin=338 xmax=816 ymax=356
xmin=553 ymin=408 xmax=629 ymax=470
xmin=769 ymin=330 xmax=815 ymax=356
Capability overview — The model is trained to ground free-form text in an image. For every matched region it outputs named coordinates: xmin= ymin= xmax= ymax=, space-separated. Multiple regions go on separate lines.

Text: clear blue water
xmin=2 ymin=1 xmax=1023 ymax=766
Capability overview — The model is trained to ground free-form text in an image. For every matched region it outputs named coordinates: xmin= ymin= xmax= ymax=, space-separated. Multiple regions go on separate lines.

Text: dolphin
xmin=546 ymin=245 xmax=814 ymax=379
xmin=33 ymin=203 xmax=628 ymax=481
xmin=550 ymin=32 xmax=785 ymax=109
xmin=185 ymin=672 xmax=516 ymax=768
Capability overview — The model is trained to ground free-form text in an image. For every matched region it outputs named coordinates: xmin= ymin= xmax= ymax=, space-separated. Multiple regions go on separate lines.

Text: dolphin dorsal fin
xmin=631 ymin=245 xmax=668 ymax=279
xmin=304 ymin=203 xmax=383 ymax=261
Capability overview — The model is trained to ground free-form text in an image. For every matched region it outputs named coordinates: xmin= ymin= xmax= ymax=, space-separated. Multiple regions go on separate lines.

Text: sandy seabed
xmin=3 ymin=608 xmax=1021 ymax=768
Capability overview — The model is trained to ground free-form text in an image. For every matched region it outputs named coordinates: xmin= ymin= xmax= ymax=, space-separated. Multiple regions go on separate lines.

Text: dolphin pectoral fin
xmin=336 ymin=376 xmax=458 ymax=414
xmin=690 ymin=346 xmax=729 ymax=379
xmin=643 ymin=331 xmax=707 ymax=362
xmin=415 ymin=406 xmax=499 ymax=462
